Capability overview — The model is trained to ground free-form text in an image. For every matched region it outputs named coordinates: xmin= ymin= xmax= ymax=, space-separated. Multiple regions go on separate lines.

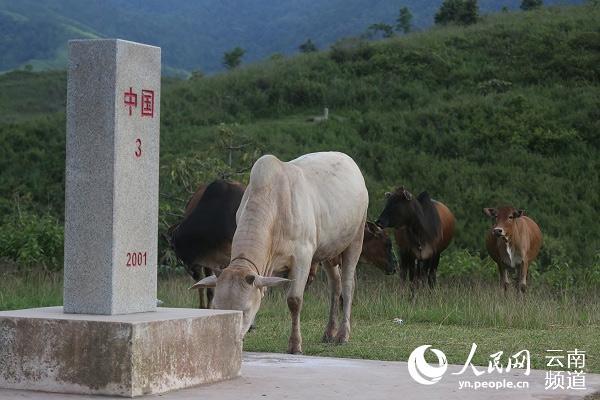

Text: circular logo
xmin=408 ymin=345 xmax=448 ymax=385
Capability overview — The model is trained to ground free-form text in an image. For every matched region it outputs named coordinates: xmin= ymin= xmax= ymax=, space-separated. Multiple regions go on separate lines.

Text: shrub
xmin=330 ymin=38 xmax=375 ymax=64
xmin=435 ymin=0 xmax=479 ymax=26
xmin=521 ymin=0 xmax=543 ymax=11
xmin=0 ymin=210 xmax=63 ymax=272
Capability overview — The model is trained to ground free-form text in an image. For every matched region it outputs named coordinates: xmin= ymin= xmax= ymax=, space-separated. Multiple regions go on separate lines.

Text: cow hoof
xmin=288 ymin=344 xmax=303 ymax=354
xmin=519 ymin=284 xmax=527 ymax=294
xmin=322 ymin=332 xmax=337 ymax=343
xmin=334 ymin=334 xmax=349 ymax=345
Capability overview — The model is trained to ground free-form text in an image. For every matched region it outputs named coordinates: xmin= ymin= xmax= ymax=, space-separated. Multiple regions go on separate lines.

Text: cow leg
xmin=336 ymin=226 xmax=364 ymax=344
xmin=307 ymin=263 xmax=319 ymax=287
xmin=194 ymin=266 xmax=207 ymax=309
xmin=413 ymin=258 xmax=426 ymax=291
xmin=518 ymin=261 xmax=528 ymax=294
xmin=286 ymin=254 xmax=311 ymax=354
xmin=427 ymin=254 xmax=440 ymax=288
xmin=408 ymin=257 xmax=418 ymax=301
xmin=398 ymin=250 xmax=410 ymax=283
xmin=202 ymin=267 xmax=215 ymax=308
xmin=322 ymin=261 xmax=342 ymax=343
xmin=498 ymin=264 xmax=510 ymax=293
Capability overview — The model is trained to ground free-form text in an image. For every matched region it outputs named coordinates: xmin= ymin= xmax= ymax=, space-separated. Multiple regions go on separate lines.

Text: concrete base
xmin=0 ymin=307 xmax=242 ymax=397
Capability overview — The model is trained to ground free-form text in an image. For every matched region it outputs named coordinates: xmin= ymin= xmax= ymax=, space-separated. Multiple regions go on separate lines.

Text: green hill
xmin=1 ymin=5 xmax=598 ymax=279
xmin=0 ymin=0 xmax=585 ymax=74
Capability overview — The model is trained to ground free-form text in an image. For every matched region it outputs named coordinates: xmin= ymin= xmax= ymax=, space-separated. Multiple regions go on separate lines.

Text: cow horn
xmin=189 ymin=275 xmax=218 ymax=290
xmin=483 ymin=208 xmax=497 ymax=217
xmin=253 ymin=276 xmax=290 ymax=288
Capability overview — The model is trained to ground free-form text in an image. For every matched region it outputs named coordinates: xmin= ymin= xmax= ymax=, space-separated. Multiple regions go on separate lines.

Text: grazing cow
xmin=193 ymin=152 xmax=368 ymax=354
xmin=483 ymin=207 xmax=542 ymax=293
xmin=376 ymin=187 xmax=455 ymax=290
xmin=169 ymin=179 xmax=245 ymax=308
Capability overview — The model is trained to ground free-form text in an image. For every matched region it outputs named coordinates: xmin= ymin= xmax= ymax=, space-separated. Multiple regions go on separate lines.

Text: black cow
xmin=169 ymin=179 xmax=245 ymax=308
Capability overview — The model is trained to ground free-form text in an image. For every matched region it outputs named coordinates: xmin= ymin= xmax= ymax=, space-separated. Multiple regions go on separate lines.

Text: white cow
xmin=193 ymin=151 xmax=368 ymax=354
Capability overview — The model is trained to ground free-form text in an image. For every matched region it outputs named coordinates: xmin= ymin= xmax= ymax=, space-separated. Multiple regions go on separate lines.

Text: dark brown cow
xmin=483 ymin=207 xmax=542 ymax=293
xmin=169 ymin=179 xmax=246 ymax=308
xmin=376 ymin=187 xmax=455 ymax=290
xmin=313 ymin=221 xmax=397 ymax=282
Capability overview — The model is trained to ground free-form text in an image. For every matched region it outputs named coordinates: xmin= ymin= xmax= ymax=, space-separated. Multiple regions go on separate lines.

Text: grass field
xmin=2 ymin=267 xmax=598 ymax=373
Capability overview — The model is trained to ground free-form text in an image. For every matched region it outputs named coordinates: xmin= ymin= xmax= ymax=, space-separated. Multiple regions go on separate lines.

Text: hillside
xmin=0 ymin=5 xmax=599 ymax=278
xmin=0 ymin=0 xmax=585 ymax=74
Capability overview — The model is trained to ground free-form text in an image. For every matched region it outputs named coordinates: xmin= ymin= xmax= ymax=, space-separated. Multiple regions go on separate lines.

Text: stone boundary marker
xmin=64 ymin=39 xmax=160 ymax=315
xmin=0 ymin=39 xmax=242 ymax=397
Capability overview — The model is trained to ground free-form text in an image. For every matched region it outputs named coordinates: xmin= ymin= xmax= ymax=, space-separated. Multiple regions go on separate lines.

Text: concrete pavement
xmin=1 ymin=352 xmax=598 ymax=399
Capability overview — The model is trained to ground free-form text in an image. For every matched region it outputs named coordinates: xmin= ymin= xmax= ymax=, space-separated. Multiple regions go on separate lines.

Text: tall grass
xmin=157 ymin=269 xmax=600 ymax=330
xmin=4 ymin=267 xmax=597 ymax=329
xmin=2 ymin=267 xmax=598 ymax=371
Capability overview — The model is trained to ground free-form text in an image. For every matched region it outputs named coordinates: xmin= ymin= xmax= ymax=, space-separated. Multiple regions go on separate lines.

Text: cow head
xmin=483 ymin=207 xmax=524 ymax=242
xmin=376 ymin=187 xmax=417 ymax=229
xmin=191 ymin=266 xmax=289 ymax=337
xmin=363 ymin=221 xmax=397 ymax=275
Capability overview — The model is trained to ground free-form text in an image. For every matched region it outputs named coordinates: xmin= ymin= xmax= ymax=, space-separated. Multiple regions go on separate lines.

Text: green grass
xmin=2 ymin=268 xmax=598 ymax=373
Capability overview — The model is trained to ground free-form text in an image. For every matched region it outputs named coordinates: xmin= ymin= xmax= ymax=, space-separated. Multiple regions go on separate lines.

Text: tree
xmin=396 ymin=7 xmax=413 ymax=34
xmin=222 ymin=47 xmax=245 ymax=70
xmin=367 ymin=23 xmax=395 ymax=39
xmin=189 ymin=70 xmax=204 ymax=80
xmin=435 ymin=0 xmax=479 ymax=25
xmin=462 ymin=0 xmax=479 ymax=24
xmin=520 ymin=0 xmax=543 ymax=10
xmin=299 ymin=39 xmax=318 ymax=53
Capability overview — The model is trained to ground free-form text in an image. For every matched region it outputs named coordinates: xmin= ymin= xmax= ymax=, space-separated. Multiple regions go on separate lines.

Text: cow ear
xmin=402 ymin=189 xmax=413 ymax=201
xmin=365 ymin=221 xmax=375 ymax=234
xmin=367 ymin=221 xmax=383 ymax=237
xmin=384 ymin=191 xmax=392 ymax=199
xmin=189 ymin=275 xmax=217 ymax=290
xmin=254 ymin=276 xmax=290 ymax=288
xmin=514 ymin=209 xmax=525 ymax=218
xmin=483 ymin=208 xmax=497 ymax=218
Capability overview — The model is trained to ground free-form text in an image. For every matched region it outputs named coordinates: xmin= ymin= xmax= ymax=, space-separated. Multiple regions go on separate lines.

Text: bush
xmin=330 ymin=38 xmax=375 ymax=64
xmin=435 ymin=0 xmax=479 ymax=25
xmin=521 ymin=0 xmax=543 ymax=11
xmin=438 ymin=250 xmax=497 ymax=282
xmin=0 ymin=210 xmax=63 ymax=272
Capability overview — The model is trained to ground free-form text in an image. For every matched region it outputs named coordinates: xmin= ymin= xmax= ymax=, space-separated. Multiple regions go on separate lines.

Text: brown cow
xmin=309 ymin=221 xmax=397 ymax=283
xmin=376 ymin=187 xmax=455 ymax=290
xmin=483 ymin=207 xmax=542 ymax=293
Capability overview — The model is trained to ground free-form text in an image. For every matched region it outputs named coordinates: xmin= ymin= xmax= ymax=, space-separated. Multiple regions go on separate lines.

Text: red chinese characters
xmin=141 ymin=89 xmax=154 ymax=117
xmin=123 ymin=87 xmax=155 ymax=118
xmin=123 ymin=87 xmax=137 ymax=116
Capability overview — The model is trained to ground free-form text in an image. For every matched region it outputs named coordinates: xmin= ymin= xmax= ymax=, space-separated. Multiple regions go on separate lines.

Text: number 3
xmin=134 ymin=138 xmax=142 ymax=158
